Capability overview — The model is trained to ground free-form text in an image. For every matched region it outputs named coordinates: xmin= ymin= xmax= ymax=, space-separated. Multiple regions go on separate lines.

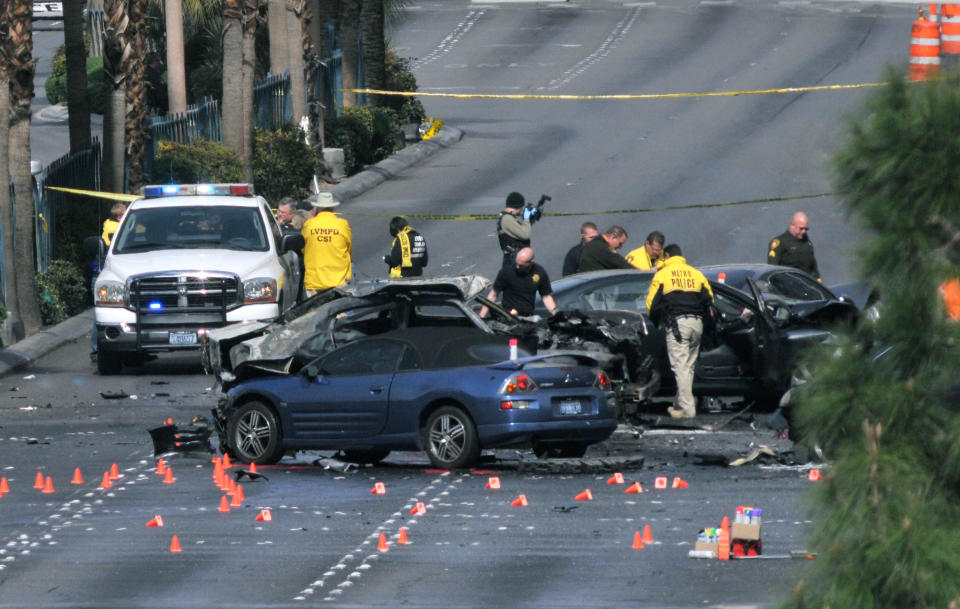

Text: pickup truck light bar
xmin=141 ymin=184 xmax=254 ymax=198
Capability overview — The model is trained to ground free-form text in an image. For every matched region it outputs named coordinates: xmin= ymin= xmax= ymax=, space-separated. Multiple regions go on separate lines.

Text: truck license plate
xmin=559 ymin=400 xmax=581 ymax=415
xmin=169 ymin=332 xmax=197 ymax=345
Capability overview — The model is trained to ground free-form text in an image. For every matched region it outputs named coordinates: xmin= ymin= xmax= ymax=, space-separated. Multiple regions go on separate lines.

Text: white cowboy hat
xmin=310 ymin=192 xmax=340 ymax=208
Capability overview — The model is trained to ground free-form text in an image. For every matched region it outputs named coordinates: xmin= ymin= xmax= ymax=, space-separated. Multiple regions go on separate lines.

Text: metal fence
xmin=146 ymin=97 xmax=221 ymax=177
xmin=254 ymin=72 xmax=293 ymax=132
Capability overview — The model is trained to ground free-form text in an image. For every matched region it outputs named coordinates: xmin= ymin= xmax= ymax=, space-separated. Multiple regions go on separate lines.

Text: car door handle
xmin=369 ymin=386 xmax=385 ymax=394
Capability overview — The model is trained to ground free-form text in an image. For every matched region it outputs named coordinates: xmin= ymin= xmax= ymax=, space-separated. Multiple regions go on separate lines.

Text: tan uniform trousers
xmin=665 ymin=315 xmax=703 ymax=416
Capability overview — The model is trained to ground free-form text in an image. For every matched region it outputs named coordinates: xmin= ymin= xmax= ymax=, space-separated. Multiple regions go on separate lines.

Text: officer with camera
xmin=496 ymin=192 xmax=550 ymax=267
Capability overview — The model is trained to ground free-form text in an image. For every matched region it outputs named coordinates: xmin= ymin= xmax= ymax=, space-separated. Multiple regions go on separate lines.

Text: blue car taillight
xmin=499 ymin=372 xmax=538 ymax=395
xmin=594 ymin=370 xmax=611 ymax=391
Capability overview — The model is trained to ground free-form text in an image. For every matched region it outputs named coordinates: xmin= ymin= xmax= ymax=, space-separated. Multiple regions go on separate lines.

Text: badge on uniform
xmin=531 ymin=273 xmax=540 ymax=283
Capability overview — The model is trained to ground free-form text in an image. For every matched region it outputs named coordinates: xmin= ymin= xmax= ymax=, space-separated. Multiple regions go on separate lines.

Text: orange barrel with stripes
xmin=910 ymin=7 xmax=941 ymax=81
xmin=942 ymin=4 xmax=960 ymax=55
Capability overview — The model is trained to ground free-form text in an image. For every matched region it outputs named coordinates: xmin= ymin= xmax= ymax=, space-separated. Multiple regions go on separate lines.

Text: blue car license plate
xmin=559 ymin=400 xmax=581 ymax=415
xmin=169 ymin=332 xmax=197 ymax=346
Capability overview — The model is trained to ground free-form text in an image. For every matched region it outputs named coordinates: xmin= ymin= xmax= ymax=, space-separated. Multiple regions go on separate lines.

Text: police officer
xmin=561 ymin=222 xmax=599 ymax=276
xmin=276 ymin=196 xmax=310 ymax=234
xmin=497 ymin=192 xmax=533 ymax=267
xmin=301 ymin=192 xmax=352 ymax=297
xmin=383 ymin=216 xmax=428 ymax=277
xmin=625 ymin=230 xmax=665 ymax=271
xmin=768 ymin=211 xmax=821 ymax=280
xmin=577 ymin=226 xmax=634 ymax=272
xmin=645 ymin=244 xmax=714 ymax=419
xmin=479 ymin=247 xmax=558 ymax=318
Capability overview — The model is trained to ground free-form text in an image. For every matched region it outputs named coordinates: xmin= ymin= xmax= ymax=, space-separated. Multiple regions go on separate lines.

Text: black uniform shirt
xmin=767 ymin=230 xmax=820 ymax=279
xmin=493 ymin=263 xmax=553 ymax=316
xmin=577 ymin=237 xmax=634 ymax=272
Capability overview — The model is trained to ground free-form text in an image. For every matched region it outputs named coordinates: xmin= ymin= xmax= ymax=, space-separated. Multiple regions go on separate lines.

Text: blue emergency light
xmin=149 ymin=302 xmax=163 ymax=310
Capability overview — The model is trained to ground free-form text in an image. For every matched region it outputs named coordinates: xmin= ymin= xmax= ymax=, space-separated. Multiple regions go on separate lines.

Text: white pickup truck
xmin=93 ymin=184 xmax=304 ymax=375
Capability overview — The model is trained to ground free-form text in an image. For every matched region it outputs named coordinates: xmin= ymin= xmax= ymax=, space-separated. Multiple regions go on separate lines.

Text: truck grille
xmin=130 ymin=274 xmax=239 ymax=314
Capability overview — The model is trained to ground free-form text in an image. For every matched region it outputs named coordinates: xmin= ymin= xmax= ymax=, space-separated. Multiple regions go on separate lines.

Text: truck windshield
xmin=113 ymin=205 xmax=269 ymax=254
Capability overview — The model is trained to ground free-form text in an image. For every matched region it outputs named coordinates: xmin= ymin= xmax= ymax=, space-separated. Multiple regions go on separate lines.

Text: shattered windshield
xmin=113 ymin=205 xmax=268 ymax=253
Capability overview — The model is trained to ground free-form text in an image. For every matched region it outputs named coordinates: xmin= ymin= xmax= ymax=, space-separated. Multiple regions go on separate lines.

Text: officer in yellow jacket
xmin=645 ymin=244 xmax=714 ymax=419
xmin=625 ymin=230 xmax=665 ymax=271
xmin=301 ymin=192 xmax=352 ymax=296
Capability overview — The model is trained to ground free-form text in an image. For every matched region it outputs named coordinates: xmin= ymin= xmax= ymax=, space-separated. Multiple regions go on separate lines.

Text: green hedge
xmin=384 ymin=51 xmax=425 ymax=125
xmin=150 ymin=139 xmax=244 ymax=183
xmin=45 ymin=56 xmax=106 ymax=115
xmin=36 ymin=260 xmax=89 ymax=325
xmin=324 ymin=106 xmax=402 ymax=175
xmin=252 ymin=126 xmax=323 ymax=203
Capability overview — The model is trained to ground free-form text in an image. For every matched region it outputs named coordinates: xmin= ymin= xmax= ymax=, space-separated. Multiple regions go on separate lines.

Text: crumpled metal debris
xmin=148 ymin=421 xmax=213 ymax=456
xmin=311 ymin=457 xmax=357 ymax=472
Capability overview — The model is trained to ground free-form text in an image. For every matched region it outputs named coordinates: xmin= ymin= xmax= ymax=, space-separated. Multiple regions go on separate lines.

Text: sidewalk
xmin=0 ymin=126 xmax=464 ymax=379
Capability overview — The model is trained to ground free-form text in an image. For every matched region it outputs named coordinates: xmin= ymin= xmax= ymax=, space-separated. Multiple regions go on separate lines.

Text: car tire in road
xmin=340 ymin=449 xmax=391 ymax=464
xmin=423 ymin=406 xmax=480 ymax=469
xmin=532 ymin=442 xmax=589 ymax=459
xmin=227 ymin=401 xmax=284 ymax=465
xmin=97 ymin=352 xmax=122 ymax=375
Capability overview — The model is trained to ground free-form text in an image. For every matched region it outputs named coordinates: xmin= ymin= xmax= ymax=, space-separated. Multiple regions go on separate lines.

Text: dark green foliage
xmin=370 ymin=107 xmax=402 ymax=161
xmin=252 ymin=126 xmax=324 ymax=204
xmin=780 ymin=71 xmax=960 ymax=609
xmin=36 ymin=260 xmax=89 ymax=325
xmin=384 ymin=50 xmax=425 ymax=125
xmin=325 ymin=107 xmax=375 ymax=175
xmin=151 ymin=139 xmax=244 ymax=184
xmin=44 ymin=56 xmax=105 ymax=114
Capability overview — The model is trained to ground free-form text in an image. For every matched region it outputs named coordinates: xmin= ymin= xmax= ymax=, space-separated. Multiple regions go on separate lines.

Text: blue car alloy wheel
xmin=228 ymin=401 xmax=284 ymax=464
xmin=424 ymin=406 xmax=480 ymax=469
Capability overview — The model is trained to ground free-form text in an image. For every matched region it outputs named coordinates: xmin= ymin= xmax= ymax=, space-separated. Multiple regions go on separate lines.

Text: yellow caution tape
xmin=38 ymin=213 xmax=49 ymax=233
xmin=45 ymin=186 xmax=141 ymax=202
xmin=345 ymin=192 xmax=835 ymax=221
xmin=347 ymin=82 xmax=886 ymax=101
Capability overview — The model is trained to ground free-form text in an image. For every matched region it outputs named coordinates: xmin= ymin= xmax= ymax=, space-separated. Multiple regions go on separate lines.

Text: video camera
xmin=523 ymin=194 xmax=552 ymax=223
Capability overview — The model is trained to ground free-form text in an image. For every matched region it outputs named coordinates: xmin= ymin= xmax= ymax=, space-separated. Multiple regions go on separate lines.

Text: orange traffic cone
xmin=109 ymin=463 xmax=120 ymax=480
xmin=146 ymin=515 xmax=164 ymax=528
xmin=397 ymin=527 xmax=410 ymax=545
xmin=510 ymin=494 xmax=528 ymax=507
xmin=222 ymin=453 xmax=232 ymax=469
xmin=255 ymin=509 xmax=272 ymax=522
xmin=721 ymin=515 xmax=730 ymax=535
xmin=718 ymin=528 xmax=730 ymax=561
xmin=607 ymin=472 xmax=624 ymax=485
xmin=654 ymin=476 xmax=667 ymax=489
xmin=219 ymin=495 xmax=230 ymax=513
xmin=632 ymin=531 xmax=644 ymax=550
xmin=486 ymin=476 xmax=501 ymax=489
xmin=33 ymin=471 xmax=44 ymax=489
xmin=163 ymin=467 xmax=175 ymax=484
xmin=0 ymin=476 xmax=9 ymax=494
xmin=42 ymin=476 xmax=55 ymax=494
xmin=910 ymin=6 xmax=941 ymax=81
xmin=99 ymin=472 xmax=112 ymax=489
xmin=165 ymin=418 xmax=173 ymax=425
xmin=249 ymin=462 xmax=258 ymax=474
xmin=371 ymin=482 xmax=386 ymax=495
xmin=71 ymin=468 xmax=84 ymax=485
xmin=210 ymin=455 xmax=220 ymax=464
xmin=227 ymin=478 xmax=236 ymax=495
xmin=410 ymin=502 xmax=426 ymax=515
xmin=212 ymin=461 xmax=222 ymax=481
xmin=156 ymin=459 xmax=167 ymax=475
xmin=642 ymin=524 xmax=654 ymax=544
xmin=169 ymin=535 xmax=182 ymax=553
xmin=574 ymin=489 xmax=593 ymax=501
xmin=625 ymin=482 xmax=643 ymax=494
xmin=231 ymin=484 xmax=244 ymax=507
xmin=808 ymin=469 xmax=822 ymax=481
xmin=377 ymin=533 xmax=389 ymax=552
xmin=672 ymin=477 xmax=689 ymax=489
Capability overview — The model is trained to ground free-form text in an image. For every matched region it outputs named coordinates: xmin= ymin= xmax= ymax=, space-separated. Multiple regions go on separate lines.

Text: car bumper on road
xmin=478 ymin=418 xmax=618 ymax=448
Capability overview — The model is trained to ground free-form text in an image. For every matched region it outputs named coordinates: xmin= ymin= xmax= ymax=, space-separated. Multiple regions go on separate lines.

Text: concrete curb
xmin=0 ymin=311 xmax=93 ymax=378
xmin=0 ymin=126 xmax=465 ymax=378
xmin=330 ymin=126 xmax=464 ymax=202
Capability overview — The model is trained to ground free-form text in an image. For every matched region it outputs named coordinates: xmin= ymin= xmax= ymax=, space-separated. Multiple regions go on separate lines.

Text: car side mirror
xmin=280 ymin=233 xmax=305 ymax=254
xmin=772 ymin=303 xmax=791 ymax=324
xmin=303 ymin=364 xmax=321 ymax=380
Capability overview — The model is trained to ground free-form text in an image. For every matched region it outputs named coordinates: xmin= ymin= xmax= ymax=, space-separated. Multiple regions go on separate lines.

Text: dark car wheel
xmin=533 ymin=442 xmax=589 ymax=459
xmin=340 ymin=449 xmax=391 ymax=464
xmin=227 ymin=401 xmax=284 ymax=465
xmin=424 ymin=406 xmax=480 ymax=469
xmin=97 ymin=352 xmax=122 ymax=375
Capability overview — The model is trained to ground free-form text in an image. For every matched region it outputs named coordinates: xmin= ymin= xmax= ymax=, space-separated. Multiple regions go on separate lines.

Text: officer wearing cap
xmin=497 ymin=192 xmax=533 ymax=267
xmin=767 ymin=211 xmax=820 ymax=280
xmin=645 ymin=244 xmax=714 ymax=419
xmin=301 ymin=192 xmax=352 ymax=296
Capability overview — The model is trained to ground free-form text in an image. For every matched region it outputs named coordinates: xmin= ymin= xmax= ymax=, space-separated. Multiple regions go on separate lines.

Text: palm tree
xmin=7 ymin=0 xmax=42 ymax=334
xmin=101 ymin=0 xmax=131 ymax=193
xmin=241 ymin=0 xmax=260 ymax=182
xmin=164 ymin=0 xmax=188 ymax=114
xmin=125 ymin=0 xmax=150 ymax=191
xmin=221 ymin=0 xmax=244 ymax=161
xmin=360 ymin=0 xmax=384 ymax=106
xmin=340 ymin=0 xmax=360 ymax=107
xmin=0 ymin=1 xmax=24 ymax=341
xmin=64 ymin=0 xmax=91 ymax=152
xmin=286 ymin=0 xmax=307 ymax=127
xmin=267 ymin=0 xmax=286 ymax=75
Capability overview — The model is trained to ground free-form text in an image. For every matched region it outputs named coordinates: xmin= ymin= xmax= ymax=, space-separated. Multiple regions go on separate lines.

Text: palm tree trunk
xmin=125 ymin=0 xmax=149 ymax=191
xmin=221 ymin=0 xmax=244 ymax=159
xmin=286 ymin=1 xmax=307 ymax=127
xmin=0 ymin=66 xmax=24 ymax=342
xmin=241 ymin=0 xmax=259 ymax=183
xmin=101 ymin=0 xmax=130 ymax=193
xmin=64 ymin=0 xmax=91 ymax=153
xmin=360 ymin=0 xmax=384 ymax=107
xmin=164 ymin=0 xmax=188 ymax=115
xmin=340 ymin=0 xmax=360 ymax=107
xmin=7 ymin=0 xmax=42 ymax=334
xmin=267 ymin=0 xmax=287 ymax=76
